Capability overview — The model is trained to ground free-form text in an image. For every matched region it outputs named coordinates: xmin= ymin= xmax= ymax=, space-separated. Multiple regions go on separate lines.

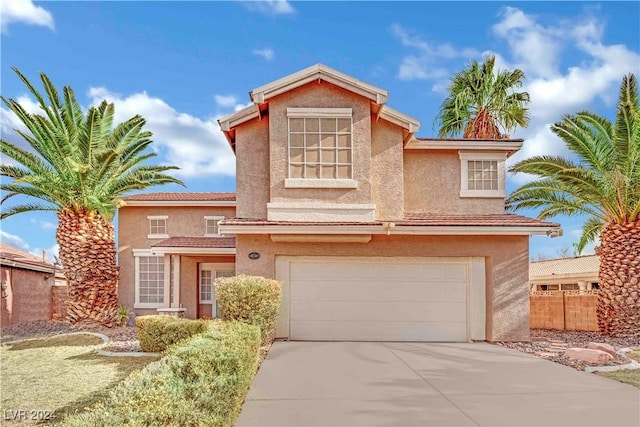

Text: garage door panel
xmin=291 ymin=300 xmax=467 ymax=322
xmin=291 ymin=280 xmax=467 ymax=302
xmin=291 ymin=320 xmax=468 ymax=342
xmin=287 ymin=257 xmax=472 ymax=342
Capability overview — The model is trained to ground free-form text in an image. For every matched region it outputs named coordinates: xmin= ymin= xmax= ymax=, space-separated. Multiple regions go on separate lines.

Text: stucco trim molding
xmin=284 ymin=179 xmax=358 ymax=189
xmin=149 ymin=247 xmax=236 ymax=255
xmin=267 ymin=202 xmax=376 ymax=222
xmin=405 ymin=139 xmax=522 ymax=157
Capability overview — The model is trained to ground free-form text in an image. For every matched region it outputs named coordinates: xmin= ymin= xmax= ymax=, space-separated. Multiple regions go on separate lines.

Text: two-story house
xmin=118 ymin=64 xmax=561 ymax=342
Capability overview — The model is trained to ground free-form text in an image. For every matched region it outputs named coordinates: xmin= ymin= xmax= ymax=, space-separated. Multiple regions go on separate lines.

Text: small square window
xmin=459 ymin=153 xmax=506 ymax=198
xmin=147 ymin=216 xmax=168 ymax=238
xmin=204 ymin=216 xmax=224 ymax=236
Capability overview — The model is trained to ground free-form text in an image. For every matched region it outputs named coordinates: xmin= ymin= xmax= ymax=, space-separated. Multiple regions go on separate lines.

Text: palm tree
xmin=1 ymin=68 xmax=184 ymax=325
xmin=507 ymin=74 xmax=640 ymax=336
xmin=436 ymin=54 xmax=530 ymax=139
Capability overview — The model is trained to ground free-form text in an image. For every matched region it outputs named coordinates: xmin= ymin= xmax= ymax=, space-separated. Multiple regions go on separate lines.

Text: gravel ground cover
xmin=495 ymin=328 xmax=640 ymax=371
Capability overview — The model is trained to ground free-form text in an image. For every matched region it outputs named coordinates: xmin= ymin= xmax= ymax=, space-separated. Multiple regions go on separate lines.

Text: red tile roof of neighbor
xmin=221 ymin=214 xmax=559 ymax=228
xmin=0 ymin=243 xmax=54 ymax=272
xmin=151 ymin=237 xmax=236 ymax=248
xmin=123 ymin=192 xmax=236 ymax=201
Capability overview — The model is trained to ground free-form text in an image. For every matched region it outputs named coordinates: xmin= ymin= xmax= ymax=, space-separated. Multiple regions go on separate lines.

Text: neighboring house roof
xmin=122 ymin=192 xmax=236 ymax=207
xmin=150 ymin=237 xmax=236 ymax=255
xmin=0 ymin=243 xmax=56 ymax=274
xmin=529 ymin=255 xmax=599 ymax=283
xmin=218 ymin=63 xmax=421 ymax=147
xmin=219 ymin=214 xmax=561 ymax=236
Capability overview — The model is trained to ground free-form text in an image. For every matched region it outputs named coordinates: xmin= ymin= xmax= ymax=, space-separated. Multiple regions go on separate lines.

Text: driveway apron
xmin=237 ymin=341 xmax=639 ymax=426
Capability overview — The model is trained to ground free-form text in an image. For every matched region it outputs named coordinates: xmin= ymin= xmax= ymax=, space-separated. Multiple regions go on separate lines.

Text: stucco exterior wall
xmin=236 ymin=118 xmax=270 ymax=219
xmin=0 ymin=266 xmax=54 ymax=326
xmin=371 ymin=119 xmax=404 ymax=220
xmin=235 ymin=234 xmax=530 ymax=341
xmin=118 ymin=205 xmax=235 ymax=316
xmin=268 ymin=81 xmax=373 ymax=204
xmin=404 ymin=150 xmax=505 ymax=214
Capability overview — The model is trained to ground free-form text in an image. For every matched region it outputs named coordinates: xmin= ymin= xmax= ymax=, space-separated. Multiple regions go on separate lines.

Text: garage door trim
xmin=275 ymin=256 xmax=485 ymax=341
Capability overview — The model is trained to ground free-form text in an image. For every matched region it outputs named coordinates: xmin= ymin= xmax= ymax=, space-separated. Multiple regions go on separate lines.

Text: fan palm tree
xmin=436 ymin=54 xmax=531 ymax=139
xmin=508 ymin=74 xmax=640 ymax=336
xmin=1 ymin=68 xmax=184 ymax=325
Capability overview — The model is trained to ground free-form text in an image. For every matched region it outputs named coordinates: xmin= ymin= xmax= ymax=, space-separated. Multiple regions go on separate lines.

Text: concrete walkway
xmin=238 ymin=341 xmax=639 ymax=426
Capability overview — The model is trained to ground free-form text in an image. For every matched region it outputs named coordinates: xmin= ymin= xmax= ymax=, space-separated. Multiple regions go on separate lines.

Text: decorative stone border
xmin=585 ymin=347 xmax=640 ymax=373
xmin=1 ymin=332 xmax=160 ymax=358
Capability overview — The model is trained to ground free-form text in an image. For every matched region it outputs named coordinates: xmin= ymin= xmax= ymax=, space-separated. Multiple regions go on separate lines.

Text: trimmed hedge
xmin=136 ymin=315 xmax=209 ymax=353
xmin=215 ymin=275 xmax=282 ymax=345
xmin=62 ymin=321 xmax=261 ymax=427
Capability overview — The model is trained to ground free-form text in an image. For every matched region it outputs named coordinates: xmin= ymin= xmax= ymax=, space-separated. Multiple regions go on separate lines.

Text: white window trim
xmin=133 ymin=249 xmax=166 ymax=309
xmin=147 ymin=215 xmax=169 ymax=239
xmin=204 ymin=216 xmax=225 ymax=237
xmin=459 ymin=151 xmax=506 ymax=198
xmin=287 ymin=108 xmax=354 ymax=182
xmin=199 ymin=263 xmax=235 ymax=305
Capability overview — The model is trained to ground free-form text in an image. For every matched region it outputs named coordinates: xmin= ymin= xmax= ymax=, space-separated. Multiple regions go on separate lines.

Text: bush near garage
xmin=136 ymin=315 xmax=209 ymax=352
xmin=62 ymin=321 xmax=261 ymax=427
xmin=215 ymin=275 xmax=282 ymax=345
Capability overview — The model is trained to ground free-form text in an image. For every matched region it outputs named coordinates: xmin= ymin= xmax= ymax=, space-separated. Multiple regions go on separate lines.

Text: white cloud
xmin=0 ymin=230 xmax=30 ymax=251
xmin=252 ymin=48 xmax=275 ymax=61
xmin=214 ymin=95 xmax=238 ymax=108
xmin=1 ymin=0 xmax=54 ymax=34
xmin=242 ymin=0 xmax=294 ymax=15
xmin=88 ymin=87 xmax=236 ymax=178
xmin=391 ymin=23 xmax=479 ymax=82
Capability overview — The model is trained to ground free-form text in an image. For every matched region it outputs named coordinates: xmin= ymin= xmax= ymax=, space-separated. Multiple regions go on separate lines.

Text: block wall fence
xmin=529 ymin=290 xmax=599 ymax=331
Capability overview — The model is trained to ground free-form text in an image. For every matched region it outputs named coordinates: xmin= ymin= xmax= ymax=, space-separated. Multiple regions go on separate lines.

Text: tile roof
xmin=151 ymin=237 xmax=236 ymax=248
xmin=123 ymin=192 xmax=236 ymax=202
xmin=221 ymin=214 xmax=559 ymax=228
xmin=530 ymin=255 xmax=599 ymax=278
xmin=0 ymin=243 xmax=54 ymax=272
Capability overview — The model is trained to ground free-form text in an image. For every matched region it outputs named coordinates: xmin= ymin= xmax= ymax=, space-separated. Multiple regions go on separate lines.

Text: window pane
xmin=337 ymin=165 xmax=352 ymax=179
xmin=306 ymin=164 xmax=321 ymax=178
xmin=289 ymin=118 xmax=304 ymax=133
xmin=321 ymin=134 xmax=336 ymax=148
xmin=337 ymin=118 xmax=350 ymax=133
xmin=306 ymin=149 xmax=320 ymax=163
xmin=290 ymin=148 xmax=304 ymax=163
xmin=306 ymin=133 xmax=320 ymax=148
xmin=290 ymin=164 xmax=304 ymax=178
xmin=321 ymin=165 xmax=337 ymax=179
xmin=321 ymin=149 xmax=336 ymax=163
xmin=290 ymin=134 xmax=304 ymax=147
xmin=320 ymin=118 xmax=335 ymax=132
xmin=337 ymin=149 xmax=351 ymax=163
xmin=138 ymin=256 xmax=164 ymax=305
xmin=337 ymin=134 xmax=351 ymax=148
xmin=305 ymin=118 xmax=319 ymax=132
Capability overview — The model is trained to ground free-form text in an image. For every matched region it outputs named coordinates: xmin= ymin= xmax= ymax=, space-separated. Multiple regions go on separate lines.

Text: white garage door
xmin=287 ymin=257 xmax=471 ymax=342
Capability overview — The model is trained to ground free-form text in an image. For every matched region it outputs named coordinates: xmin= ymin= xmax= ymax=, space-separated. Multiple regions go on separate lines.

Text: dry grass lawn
xmin=597 ymin=348 xmax=640 ymax=389
xmin=0 ymin=334 xmax=157 ymax=424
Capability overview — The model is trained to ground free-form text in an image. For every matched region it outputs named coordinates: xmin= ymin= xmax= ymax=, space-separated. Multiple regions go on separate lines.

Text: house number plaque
xmin=248 ymin=252 xmax=260 ymax=260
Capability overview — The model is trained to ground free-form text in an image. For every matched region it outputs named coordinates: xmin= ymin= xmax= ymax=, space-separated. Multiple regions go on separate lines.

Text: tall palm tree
xmin=1 ymin=68 xmax=184 ymax=325
xmin=508 ymin=74 xmax=640 ymax=336
xmin=436 ymin=54 xmax=531 ymax=139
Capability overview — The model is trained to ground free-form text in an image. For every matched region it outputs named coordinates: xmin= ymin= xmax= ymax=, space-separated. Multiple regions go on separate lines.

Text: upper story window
xmin=204 ymin=216 xmax=224 ymax=237
xmin=147 ymin=215 xmax=169 ymax=239
xmin=459 ymin=152 xmax=506 ymax=198
xmin=285 ymin=108 xmax=357 ymax=189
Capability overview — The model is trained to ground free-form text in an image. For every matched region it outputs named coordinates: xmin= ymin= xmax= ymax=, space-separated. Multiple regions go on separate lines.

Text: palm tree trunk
xmin=56 ymin=208 xmax=119 ymax=325
xmin=596 ymin=219 xmax=640 ymax=336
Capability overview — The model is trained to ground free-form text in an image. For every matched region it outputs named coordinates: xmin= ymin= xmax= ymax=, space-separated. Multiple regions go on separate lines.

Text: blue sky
xmin=1 ymin=0 xmax=639 ymax=261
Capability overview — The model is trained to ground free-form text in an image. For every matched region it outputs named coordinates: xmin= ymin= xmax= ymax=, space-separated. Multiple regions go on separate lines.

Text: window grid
xmin=204 ymin=217 xmax=224 ymax=236
xmin=200 ymin=270 xmax=213 ymax=303
xmin=288 ymin=117 xmax=353 ymax=180
xmin=138 ymin=256 xmax=164 ymax=304
xmin=149 ymin=218 xmax=167 ymax=235
xmin=467 ymin=160 xmax=498 ymax=191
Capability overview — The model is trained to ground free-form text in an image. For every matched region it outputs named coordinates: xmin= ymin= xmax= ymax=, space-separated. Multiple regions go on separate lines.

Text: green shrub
xmin=215 ymin=275 xmax=282 ymax=345
xmin=62 ymin=321 xmax=261 ymax=427
xmin=136 ymin=315 xmax=208 ymax=352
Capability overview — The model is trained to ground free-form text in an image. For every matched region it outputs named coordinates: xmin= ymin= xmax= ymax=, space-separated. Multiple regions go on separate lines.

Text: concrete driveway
xmin=238 ymin=341 xmax=639 ymax=426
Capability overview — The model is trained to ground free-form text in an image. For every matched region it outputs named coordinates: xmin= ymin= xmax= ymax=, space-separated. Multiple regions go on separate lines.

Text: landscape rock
xmin=564 ymin=347 xmax=614 ymax=364
xmin=586 ymin=342 xmax=617 ymax=356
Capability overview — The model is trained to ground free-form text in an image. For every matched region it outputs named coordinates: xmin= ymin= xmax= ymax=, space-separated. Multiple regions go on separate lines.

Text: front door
xmin=199 ymin=263 xmax=235 ymax=318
